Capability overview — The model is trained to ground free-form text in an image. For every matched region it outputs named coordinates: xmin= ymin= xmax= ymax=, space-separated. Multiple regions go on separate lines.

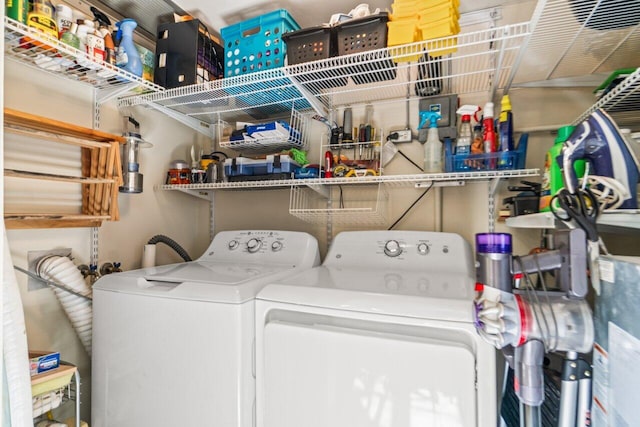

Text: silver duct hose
xmin=36 ymin=256 xmax=93 ymax=356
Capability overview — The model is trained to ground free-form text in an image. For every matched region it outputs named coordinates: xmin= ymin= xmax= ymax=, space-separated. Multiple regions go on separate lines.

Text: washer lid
xmin=257 ymin=266 xmax=476 ymax=322
xmin=94 ymin=260 xmax=299 ymax=303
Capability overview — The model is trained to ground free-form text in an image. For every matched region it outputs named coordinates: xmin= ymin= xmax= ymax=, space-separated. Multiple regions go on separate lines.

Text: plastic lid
xmin=461 ymin=114 xmax=471 ymax=122
xmin=475 ymin=233 xmax=512 ymax=254
xmin=555 ymin=125 xmax=576 ymax=143
xmin=501 ymin=95 xmax=512 ymax=112
xmin=483 ymin=102 xmax=494 ymax=117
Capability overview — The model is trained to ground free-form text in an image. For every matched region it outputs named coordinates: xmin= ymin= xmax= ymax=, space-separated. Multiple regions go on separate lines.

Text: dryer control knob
xmin=383 ymin=240 xmax=402 ymax=257
xmin=417 ymin=243 xmax=430 ymax=255
xmin=271 ymin=241 xmax=283 ymax=252
xmin=246 ymin=238 xmax=262 ymax=253
xmin=228 ymin=240 xmax=240 ymax=250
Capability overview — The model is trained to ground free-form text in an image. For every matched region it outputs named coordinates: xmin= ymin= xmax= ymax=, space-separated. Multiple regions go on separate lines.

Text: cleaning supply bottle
xmin=419 ymin=111 xmax=443 ymax=173
xmin=539 ymin=126 xmax=586 ymax=212
xmin=91 ymin=7 xmax=116 ymax=66
xmin=114 ymin=18 xmax=142 ymax=77
xmin=498 ymin=95 xmax=514 ymax=168
xmin=482 ymin=102 xmax=497 ymax=169
xmin=6 ymin=0 xmax=28 ymax=24
xmin=60 ymin=22 xmax=80 ymax=49
xmin=455 ymin=105 xmax=481 ymax=155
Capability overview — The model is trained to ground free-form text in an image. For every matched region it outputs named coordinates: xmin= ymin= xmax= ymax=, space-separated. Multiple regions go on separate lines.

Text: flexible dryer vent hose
xmin=37 ymin=256 xmax=93 ymax=356
xmin=147 ymin=235 xmax=192 ymax=262
xmin=3 ymin=232 xmax=34 ymax=424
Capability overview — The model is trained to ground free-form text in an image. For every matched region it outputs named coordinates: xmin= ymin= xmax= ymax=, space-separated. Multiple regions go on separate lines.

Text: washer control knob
xmin=271 ymin=241 xmax=283 ymax=252
xmin=246 ymin=238 xmax=262 ymax=253
xmin=228 ymin=240 xmax=240 ymax=250
xmin=383 ymin=240 xmax=402 ymax=257
xmin=417 ymin=243 xmax=430 ymax=255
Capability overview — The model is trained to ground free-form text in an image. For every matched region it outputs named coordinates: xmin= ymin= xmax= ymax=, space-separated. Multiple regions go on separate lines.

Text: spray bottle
xmin=455 ymin=105 xmax=481 ymax=155
xmin=91 ymin=7 xmax=116 ymax=66
xmin=419 ymin=111 xmax=443 ymax=173
xmin=114 ymin=18 xmax=142 ymax=77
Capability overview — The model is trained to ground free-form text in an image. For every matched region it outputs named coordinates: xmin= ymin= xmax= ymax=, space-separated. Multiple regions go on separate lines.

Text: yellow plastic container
xmin=419 ymin=16 xmax=460 ymax=39
xmin=391 ymin=3 xmax=420 ymax=20
xmin=419 ymin=3 xmax=460 ymax=23
xmin=387 ymin=20 xmax=420 ymax=45
xmin=424 ymin=36 xmax=458 ymax=57
xmin=387 ymin=20 xmax=422 ymax=62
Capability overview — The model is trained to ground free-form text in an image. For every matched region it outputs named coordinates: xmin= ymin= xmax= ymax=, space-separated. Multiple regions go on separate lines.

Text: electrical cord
xmin=386 ymin=132 xmax=423 ymax=172
xmin=387 ymin=181 xmax=434 ymax=230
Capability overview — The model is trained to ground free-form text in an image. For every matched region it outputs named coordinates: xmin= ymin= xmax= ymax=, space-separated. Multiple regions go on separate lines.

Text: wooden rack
xmin=3 ymin=108 xmax=124 ymax=229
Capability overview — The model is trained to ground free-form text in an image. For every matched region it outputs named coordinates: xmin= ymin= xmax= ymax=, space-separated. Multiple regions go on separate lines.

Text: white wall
xmin=3 ymin=60 xmax=209 ymax=422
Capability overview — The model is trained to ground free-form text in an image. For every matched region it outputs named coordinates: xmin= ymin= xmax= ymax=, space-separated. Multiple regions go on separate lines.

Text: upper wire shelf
xmin=4 ymin=17 xmax=164 ymax=102
xmin=573 ymin=67 xmax=640 ymax=126
xmin=118 ymin=22 xmax=531 ymax=127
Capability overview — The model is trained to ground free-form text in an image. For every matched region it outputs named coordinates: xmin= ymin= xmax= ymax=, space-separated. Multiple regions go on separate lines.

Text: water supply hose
xmin=3 ymin=232 xmax=33 ymax=425
xmin=36 ymin=256 xmax=93 ymax=356
xmin=146 ymin=235 xmax=192 ymax=262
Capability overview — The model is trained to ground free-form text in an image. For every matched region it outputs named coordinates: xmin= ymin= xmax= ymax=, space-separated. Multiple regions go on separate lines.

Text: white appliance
xmin=255 ymin=230 xmax=497 ymax=427
xmin=92 ymin=230 xmax=320 ymax=427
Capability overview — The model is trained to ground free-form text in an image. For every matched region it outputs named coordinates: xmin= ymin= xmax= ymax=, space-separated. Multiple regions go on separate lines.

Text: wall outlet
xmin=389 ymin=129 xmax=413 ymax=143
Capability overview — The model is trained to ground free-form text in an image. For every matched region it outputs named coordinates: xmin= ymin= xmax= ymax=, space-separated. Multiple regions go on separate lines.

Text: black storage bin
xmin=155 ymin=19 xmax=224 ymax=89
xmin=283 ymin=25 xmax=347 ymax=88
xmin=334 ymin=13 xmax=397 ymax=85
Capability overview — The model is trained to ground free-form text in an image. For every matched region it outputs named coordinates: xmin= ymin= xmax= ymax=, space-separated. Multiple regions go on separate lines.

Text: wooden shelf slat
xmin=4 ymin=108 xmax=125 ymax=143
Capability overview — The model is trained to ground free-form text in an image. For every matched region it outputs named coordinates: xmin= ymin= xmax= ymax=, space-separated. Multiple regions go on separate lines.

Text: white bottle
xmin=55 ymin=4 xmax=73 ymax=37
xmin=421 ymin=112 xmax=443 ymax=173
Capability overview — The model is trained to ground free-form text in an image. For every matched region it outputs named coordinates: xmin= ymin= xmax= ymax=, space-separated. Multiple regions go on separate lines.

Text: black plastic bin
xmin=283 ymin=25 xmax=347 ymax=89
xmin=334 ymin=13 xmax=397 ymax=85
xmin=154 ymin=19 xmax=224 ymax=89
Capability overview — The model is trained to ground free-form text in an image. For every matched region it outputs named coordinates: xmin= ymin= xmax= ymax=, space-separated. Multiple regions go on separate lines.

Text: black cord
xmin=338 ymin=185 xmax=344 ymax=208
xmin=388 ymin=182 xmax=434 ymax=230
xmin=398 ymin=150 xmax=424 ymax=172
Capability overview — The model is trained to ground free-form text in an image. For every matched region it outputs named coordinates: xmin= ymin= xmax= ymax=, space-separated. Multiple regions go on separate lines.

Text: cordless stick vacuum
xmin=473 ymin=230 xmax=594 ymax=427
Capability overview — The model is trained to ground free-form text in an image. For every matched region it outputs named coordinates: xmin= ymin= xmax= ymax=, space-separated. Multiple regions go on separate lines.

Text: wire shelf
xmin=4 ymin=17 xmax=163 ymax=100
xmin=155 ymin=169 xmax=540 ymax=192
xmin=219 ymin=109 xmax=312 ymax=154
xmin=573 ymin=67 xmax=640 ymax=126
xmin=119 ymin=22 xmax=530 ymax=126
xmin=289 ymin=184 xmax=389 ymax=226
xmin=509 ymin=0 xmax=640 ymax=86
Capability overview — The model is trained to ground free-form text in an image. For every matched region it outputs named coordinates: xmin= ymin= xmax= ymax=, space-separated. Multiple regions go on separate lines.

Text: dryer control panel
xmin=325 ymin=230 xmax=474 ymax=276
xmin=199 ymin=230 xmax=320 ymax=267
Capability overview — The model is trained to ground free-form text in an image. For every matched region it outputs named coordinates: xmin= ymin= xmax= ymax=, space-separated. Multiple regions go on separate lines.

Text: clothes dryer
xmin=255 ymin=230 xmax=497 ymax=427
xmin=92 ymin=230 xmax=320 ymax=427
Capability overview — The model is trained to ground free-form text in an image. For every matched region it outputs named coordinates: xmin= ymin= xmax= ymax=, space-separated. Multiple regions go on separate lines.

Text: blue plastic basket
xmin=444 ymin=134 xmax=529 ymax=172
xmin=221 ymin=9 xmax=300 ymax=77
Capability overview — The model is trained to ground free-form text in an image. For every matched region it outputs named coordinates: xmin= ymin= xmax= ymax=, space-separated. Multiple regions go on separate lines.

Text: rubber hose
xmin=147 ymin=235 xmax=192 ymax=262
xmin=3 ymin=231 xmax=33 ymax=425
xmin=37 ymin=256 xmax=93 ymax=356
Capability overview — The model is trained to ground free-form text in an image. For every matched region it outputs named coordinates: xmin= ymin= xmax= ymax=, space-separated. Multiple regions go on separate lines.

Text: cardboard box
xmin=29 ymin=351 xmax=60 ymax=376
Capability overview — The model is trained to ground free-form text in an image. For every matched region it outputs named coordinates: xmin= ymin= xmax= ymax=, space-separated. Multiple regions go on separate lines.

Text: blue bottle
xmin=115 ymin=19 xmax=142 ymax=77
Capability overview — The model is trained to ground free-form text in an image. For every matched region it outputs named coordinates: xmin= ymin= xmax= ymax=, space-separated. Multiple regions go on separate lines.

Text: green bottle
xmin=6 ymin=0 xmax=28 ymax=23
xmin=539 ymin=125 xmax=586 ymax=212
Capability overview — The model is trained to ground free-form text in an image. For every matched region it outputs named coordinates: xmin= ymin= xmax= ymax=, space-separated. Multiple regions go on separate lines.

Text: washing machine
xmin=92 ymin=230 xmax=320 ymax=427
xmin=255 ymin=230 xmax=497 ymax=427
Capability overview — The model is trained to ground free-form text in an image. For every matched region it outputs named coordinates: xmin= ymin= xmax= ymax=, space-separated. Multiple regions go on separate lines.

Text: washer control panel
xmin=201 ymin=230 xmax=320 ymax=265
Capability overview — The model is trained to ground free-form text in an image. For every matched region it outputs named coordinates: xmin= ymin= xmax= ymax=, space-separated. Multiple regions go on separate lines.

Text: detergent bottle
xmin=539 ymin=126 xmax=585 ymax=212
xmin=455 ymin=105 xmax=481 ymax=155
xmin=419 ymin=111 xmax=443 ymax=173
xmin=114 ymin=18 xmax=142 ymax=77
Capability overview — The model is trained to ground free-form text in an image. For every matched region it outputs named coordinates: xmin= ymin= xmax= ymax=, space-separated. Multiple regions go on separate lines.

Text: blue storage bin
xmin=221 ymin=9 xmax=300 ymax=77
xmin=267 ymin=154 xmax=299 ymax=173
xmin=224 ymin=157 xmax=268 ymax=177
xmin=444 ymin=133 xmax=528 ymax=172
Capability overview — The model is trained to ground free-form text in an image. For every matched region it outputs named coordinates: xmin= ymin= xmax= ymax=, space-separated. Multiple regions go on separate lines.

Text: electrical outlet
xmin=389 ymin=129 xmax=413 ymax=143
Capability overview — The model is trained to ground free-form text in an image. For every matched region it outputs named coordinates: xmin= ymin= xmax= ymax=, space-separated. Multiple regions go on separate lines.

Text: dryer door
xmin=261 ymin=316 xmax=480 ymax=427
